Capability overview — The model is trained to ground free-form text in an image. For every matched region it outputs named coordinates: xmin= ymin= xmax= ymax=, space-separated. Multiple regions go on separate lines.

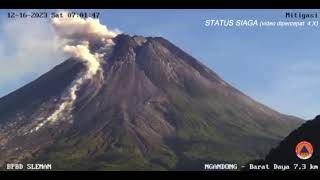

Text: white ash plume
xmin=30 ymin=13 xmax=119 ymax=133
xmin=51 ymin=15 xmax=117 ymax=44
xmin=63 ymin=42 xmax=101 ymax=79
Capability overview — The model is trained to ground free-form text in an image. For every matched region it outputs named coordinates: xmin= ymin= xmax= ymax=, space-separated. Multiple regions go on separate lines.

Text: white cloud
xmin=0 ymin=17 xmax=67 ymax=97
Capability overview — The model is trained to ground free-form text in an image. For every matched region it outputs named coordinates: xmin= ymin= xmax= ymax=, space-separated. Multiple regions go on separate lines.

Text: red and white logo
xmin=295 ymin=141 xmax=313 ymax=160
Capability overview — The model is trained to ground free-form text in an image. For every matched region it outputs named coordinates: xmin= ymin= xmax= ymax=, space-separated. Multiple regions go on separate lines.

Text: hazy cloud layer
xmin=0 ymin=18 xmax=66 ymax=96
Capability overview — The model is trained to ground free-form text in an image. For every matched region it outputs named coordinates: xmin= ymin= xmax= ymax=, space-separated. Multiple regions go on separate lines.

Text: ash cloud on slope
xmin=30 ymin=14 xmax=120 ymax=133
xmin=52 ymin=14 xmax=119 ymax=77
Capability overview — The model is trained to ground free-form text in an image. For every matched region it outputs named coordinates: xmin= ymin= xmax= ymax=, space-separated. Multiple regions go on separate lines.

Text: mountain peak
xmin=113 ymin=33 xmax=149 ymax=46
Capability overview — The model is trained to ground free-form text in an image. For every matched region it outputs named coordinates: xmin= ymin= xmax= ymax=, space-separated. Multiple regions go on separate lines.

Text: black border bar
xmin=2 ymin=0 xmax=320 ymax=9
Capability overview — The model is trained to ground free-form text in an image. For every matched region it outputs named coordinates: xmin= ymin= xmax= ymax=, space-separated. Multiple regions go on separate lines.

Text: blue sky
xmin=0 ymin=9 xmax=319 ymax=119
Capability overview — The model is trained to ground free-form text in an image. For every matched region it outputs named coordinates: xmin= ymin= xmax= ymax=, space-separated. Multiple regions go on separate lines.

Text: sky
xmin=0 ymin=9 xmax=319 ymax=120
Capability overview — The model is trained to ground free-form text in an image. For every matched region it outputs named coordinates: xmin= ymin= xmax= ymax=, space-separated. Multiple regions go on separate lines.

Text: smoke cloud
xmin=51 ymin=13 xmax=118 ymax=72
xmin=52 ymin=16 xmax=117 ymax=44
xmin=31 ymin=13 xmax=119 ymax=133
xmin=63 ymin=43 xmax=100 ymax=78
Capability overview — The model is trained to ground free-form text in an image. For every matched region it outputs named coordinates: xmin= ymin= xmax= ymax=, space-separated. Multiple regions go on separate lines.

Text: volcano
xmin=0 ymin=34 xmax=303 ymax=170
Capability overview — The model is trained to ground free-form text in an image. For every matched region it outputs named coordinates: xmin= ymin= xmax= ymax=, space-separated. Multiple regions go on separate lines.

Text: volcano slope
xmin=0 ymin=34 xmax=303 ymax=170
